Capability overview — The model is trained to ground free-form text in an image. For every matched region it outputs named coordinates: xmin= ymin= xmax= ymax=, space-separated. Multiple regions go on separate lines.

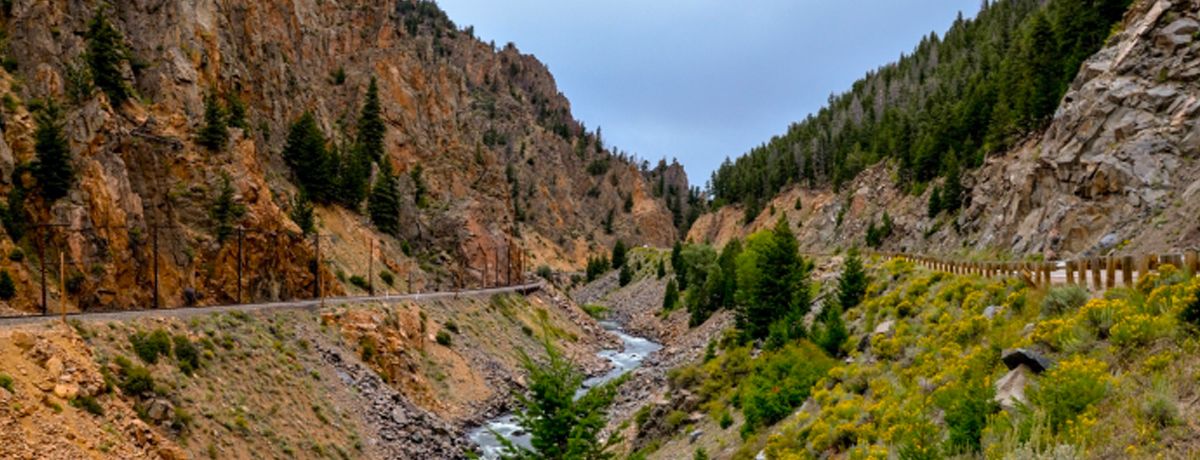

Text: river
xmin=468 ymin=320 xmax=663 ymax=459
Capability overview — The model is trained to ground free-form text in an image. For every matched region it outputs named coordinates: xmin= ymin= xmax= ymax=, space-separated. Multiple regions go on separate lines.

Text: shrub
xmin=663 ymin=279 xmax=679 ymax=311
xmin=7 ymin=248 xmax=23 ymax=262
xmin=349 ymin=275 xmax=369 ymax=291
xmin=536 ymin=265 xmax=553 ymax=279
xmin=71 ymin=395 xmax=104 ymax=416
xmin=1140 ymin=384 xmax=1180 ymax=428
xmin=443 ymin=320 xmax=459 ymax=334
xmin=1040 ymin=284 xmax=1089 ymax=316
xmin=130 ymin=329 xmax=172 ymax=364
xmin=1180 ymin=281 xmax=1200 ymax=330
xmin=581 ymin=304 xmax=608 ymax=319
xmin=379 ymin=270 xmax=395 ymax=287
xmin=739 ymin=342 xmax=834 ymax=433
xmin=0 ymin=373 xmax=13 ymax=391
xmin=173 ymin=335 xmax=200 ymax=376
xmin=359 ymin=337 xmax=376 ymax=363
xmin=611 ymin=240 xmax=627 ymax=268
xmin=435 ymin=330 xmax=452 ymax=347
xmin=1028 ymin=356 xmax=1110 ymax=432
xmin=118 ymin=363 xmax=155 ymax=396
xmin=941 ymin=378 xmax=997 ymax=454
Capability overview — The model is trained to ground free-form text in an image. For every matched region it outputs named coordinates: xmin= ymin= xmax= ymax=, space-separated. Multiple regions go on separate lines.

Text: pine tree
xmin=210 ymin=174 xmax=246 ymax=243
xmin=196 ymin=91 xmax=228 ymax=151
xmin=84 ymin=10 xmax=133 ymax=105
xmin=225 ymin=92 xmax=248 ymax=130
xmin=618 ymin=263 xmax=632 ymax=287
xmin=663 ymin=278 xmax=679 ymax=311
xmin=927 ymin=185 xmax=943 ymax=218
xmin=290 ymin=193 xmax=315 ymax=236
xmin=283 ymin=112 xmax=336 ymax=203
xmin=335 ymin=143 xmax=370 ymax=210
xmin=814 ymin=303 xmax=848 ymax=357
xmin=0 ymin=269 xmax=14 ymax=301
xmin=356 ymin=78 xmax=386 ymax=162
xmin=656 ymin=258 xmax=666 ymax=279
xmin=837 ymin=248 xmax=868 ymax=310
xmin=941 ymin=155 xmax=965 ymax=213
xmin=33 ymin=102 xmax=74 ymax=202
xmin=368 ymin=164 xmax=402 ymax=236
xmin=499 ymin=340 xmax=620 ymax=460
xmin=735 ymin=217 xmax=810 ymax=340
xmin=611 ymin=240 xmax=627 ymax=269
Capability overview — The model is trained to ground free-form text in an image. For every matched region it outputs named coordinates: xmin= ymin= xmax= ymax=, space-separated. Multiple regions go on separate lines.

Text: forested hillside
xmin=709 ymin=0 xmax=1130 ymax=219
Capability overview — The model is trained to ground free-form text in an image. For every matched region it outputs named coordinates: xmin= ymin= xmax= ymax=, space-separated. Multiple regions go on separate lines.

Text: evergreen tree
xmin=618 ymin=263 xmax=632 ymax=287
xmin=0 ymin=269 xmax=14 ymax=301
xmin=225 ymin=92 xmax=248 ymax=130
xmin=928 ymin=185 xmax=943 ymax=218
xmin=33 ymin=102 xmax=73 ymax=202
xmin=499 ymin=340 xmax=620 ymax=460
xmin=283 ymin=112 xmax=337 ymax=203
xmin=290 ymin=193 xmax=315 ymax=236
xmin=335 ymin=142 xmax=370 ymax=209
xmin=662 ymin=278 xmax=679 ymax=311
xmin=735 ymin=217 xmax=810 ymax=340
xmin=837 ymin=248 xmax=868 ymax=310
xmin=368 ymin=164 xmax=402 ymax=236
xmin=656 ymin=258 xmax=666 ymax=279
xmin=84 ymin=10 xmax=133 ymax=105
xmin=210 ymin=174 xmax=245 ymax=243
xmin=196 ymin=91 xmax=228 ymax=151
xmin=611 ymin=240 xmax=627 ymax=269
xmin=941 ymin=155 xmax=965 ymax=213
xmin=814 ymin=303 xmax=848 ymax=358
xmin=671 ymin=241 xmax=686 ymax=290
xmin=356 ymin=78 xmax=386 ymax=162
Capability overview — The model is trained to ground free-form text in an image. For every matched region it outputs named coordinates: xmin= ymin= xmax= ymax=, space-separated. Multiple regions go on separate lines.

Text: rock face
xmin=690 ymin=0 xmax=1200 ymax=259
xmin=0 ymin=0 xmax=678 ymax=314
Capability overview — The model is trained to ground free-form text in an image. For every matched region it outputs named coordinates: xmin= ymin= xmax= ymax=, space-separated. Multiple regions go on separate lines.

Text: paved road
xmin=0 ymin=282 xmax=543 ymax=327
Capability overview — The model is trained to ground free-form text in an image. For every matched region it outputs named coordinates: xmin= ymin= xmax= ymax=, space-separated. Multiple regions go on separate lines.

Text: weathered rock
xmin=688 ymin=429 xmax=703 ymax=444
xmin=994 ymin=364 xmax=1034 ymax=411
xmin=52 ymin=383 xmax=79 ymax=400
xmin=146 ymin=398 xmax=173 ymax=423
xmin=983 ymin=305 xmax=1002 ymax=319
xmin=1002 ymin=348 xmax=1053 ymax=374
xmin=873 ymin=320 xmax=894 ymax=336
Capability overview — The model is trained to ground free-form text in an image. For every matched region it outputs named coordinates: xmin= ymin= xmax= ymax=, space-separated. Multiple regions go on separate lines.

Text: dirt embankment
xmin=0 ymin=285 xmax=616 ymax=459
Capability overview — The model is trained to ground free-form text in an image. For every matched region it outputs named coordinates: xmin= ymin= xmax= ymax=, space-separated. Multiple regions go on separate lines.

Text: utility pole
xmin=152 ymin=223 xmax=160 ymax=309
xmin=59 ymin=252 xmax=66 ymax=324
xmin=368 ymin=238 xmax=375 ymax=296
xmin=38 ymin=227 xmax=47 ymax=316
xmin=236 ymin=228 xmax=244 ymax=304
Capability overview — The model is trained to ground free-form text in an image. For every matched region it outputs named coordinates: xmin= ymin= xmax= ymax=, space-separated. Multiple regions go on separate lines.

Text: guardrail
xmin=876 ymin=250 xmax=1199 ymax=290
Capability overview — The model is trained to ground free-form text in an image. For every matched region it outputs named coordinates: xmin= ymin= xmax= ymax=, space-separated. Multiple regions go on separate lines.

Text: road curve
xmin=0 ymin=282 xmax=543 ymax=328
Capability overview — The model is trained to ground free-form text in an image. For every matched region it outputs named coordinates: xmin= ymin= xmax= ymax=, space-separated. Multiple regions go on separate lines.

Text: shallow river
xmin=468 ymin=320 xmax=662 ymax=459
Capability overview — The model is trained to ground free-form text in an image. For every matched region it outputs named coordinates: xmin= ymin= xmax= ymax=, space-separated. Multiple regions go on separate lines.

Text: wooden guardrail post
xmin=1147 ymin=254 xmax=1159 ymax=272
xmin=1186 ymin=250 xmax=1199 ymax=275
xmin=1041 ymin=262 xmax=1051 ymax=286
xmin=1078 ymin=260 xmax=1088 ymax=287
xmin=1105 ymin=257 xmax=1116 ymax=290
xmin=1122 ymin=255 xmax=1134 ymax=286
xmin=1091 ymin=258 xmax=1102 ymax=291
xmin=1066 ymin=261 xmax=1075 ymax=285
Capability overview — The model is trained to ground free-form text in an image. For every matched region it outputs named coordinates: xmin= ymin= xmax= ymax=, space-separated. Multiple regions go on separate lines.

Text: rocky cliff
xmin=0 ymin=0 xmax=679 ymax=315
xmin=691 ymin=0 xmax=1200 ymax=259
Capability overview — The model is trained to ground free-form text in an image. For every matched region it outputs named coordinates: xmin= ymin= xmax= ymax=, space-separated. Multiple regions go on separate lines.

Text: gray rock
xmin=994 ymin=364 xmax=1033 ymax=411
xmin=983 ymin=305 xmax=1002 ymax=319
xmin=873 ymin=320 xmax=894 ymax=336
xmin=1001 ymin=348 xmax=1053 ymax=374
xmin=1156 ymin=18 xmax=1199 ymax=49
xmin=1098 ymin=233 xmax=1119 ymax=249
xmin=146 ymin=398 xmax=173 ymax=422
xmin=688 ymin=429 xmax=703 ymax=444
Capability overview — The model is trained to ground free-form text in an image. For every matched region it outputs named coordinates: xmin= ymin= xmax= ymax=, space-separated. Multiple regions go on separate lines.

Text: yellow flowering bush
xmin=1028 ymin=356 xmax=1112 ymax=432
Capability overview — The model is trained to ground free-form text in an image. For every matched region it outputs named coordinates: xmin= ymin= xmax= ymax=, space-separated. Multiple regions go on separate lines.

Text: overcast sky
xmin=438 ymin=0 xmax=981 ymax=185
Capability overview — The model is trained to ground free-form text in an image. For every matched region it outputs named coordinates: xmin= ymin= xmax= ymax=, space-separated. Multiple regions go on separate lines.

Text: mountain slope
xmin=691 ymin=0 xmax=1200 ymax=259
xmin=0 ymin=0 xmax=679 ymax=315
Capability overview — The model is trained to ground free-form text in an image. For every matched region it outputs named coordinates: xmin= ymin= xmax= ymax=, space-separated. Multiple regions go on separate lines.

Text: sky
xmin=437 ymin=0 xmax=982 ymax=186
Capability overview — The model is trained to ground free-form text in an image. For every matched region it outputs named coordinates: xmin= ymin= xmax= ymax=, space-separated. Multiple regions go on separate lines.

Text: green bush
xmin=941 ymin=378 xmax=997 ymax=454
xmin=118 ymin=362 xmax=155 ymax=396
xmin=379 ymin=270 xmax=395 ymax=287
xmin=173 ymin=335 xmax=200 ymax=376
xmin=1180 ymin=282 xmax=1200 ymax=330
xmin=618 ymin=263 xmax=633 ymax=287
xmin=130 ymin=329 xmax=172 ymax=364
xmin=739 ymin=342 xmax=834 ymax=434
xmin=7 ymin=248 xmax=23 ymax=262
xmin=536 ymin=265 xmax=553 ymax=279
xmin=435 ymin=330 xmax=452 ymax=347
xmin=443 ymin=320 xmax=459 ymax=334
xmin=0 ymin=373 xmax=13 ymax=392
xmin=349 ymin=275 xmax=369 ymax=291
xmin=1028 ymin=357 xmax=1110 ymax=432
xmin=71 ymin=395 xmax=104 ymax=416
xmin=1041 ymin=284 xmax=1089 ymax=316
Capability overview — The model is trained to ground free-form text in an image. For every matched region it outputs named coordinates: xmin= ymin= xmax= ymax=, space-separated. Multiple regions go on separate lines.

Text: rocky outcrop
xmin=690 ymin=0 xmax=1200 ymax=259
xmin=0 ymin=0 xmax=679 ymax=315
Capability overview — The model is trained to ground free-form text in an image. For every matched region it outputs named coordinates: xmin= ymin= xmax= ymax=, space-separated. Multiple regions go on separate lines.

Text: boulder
xmin=994 ymin=364 xmax=1033 ymax=411
xmin=983 ymin=305 xmax=1002 ymax=319
xmin=1098 ymin=233 xmax=1119 ymax=249
xmin=52 ymin=383 xmax=79 ymax=400
xmin=146 ymin=398 xmax=173 ymax=422
xmin=1001 ymin=348 xmax=1053 ymax=374
xmin=11 ymin=331 xmax=36 ymax=350
xmin=688 ymin=429 xmax=703 ymax=444
xmin=1156 ymin=18 xmax=1199 ymax=49
xmin=873 ymin=320 xmax=894 ymax=336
